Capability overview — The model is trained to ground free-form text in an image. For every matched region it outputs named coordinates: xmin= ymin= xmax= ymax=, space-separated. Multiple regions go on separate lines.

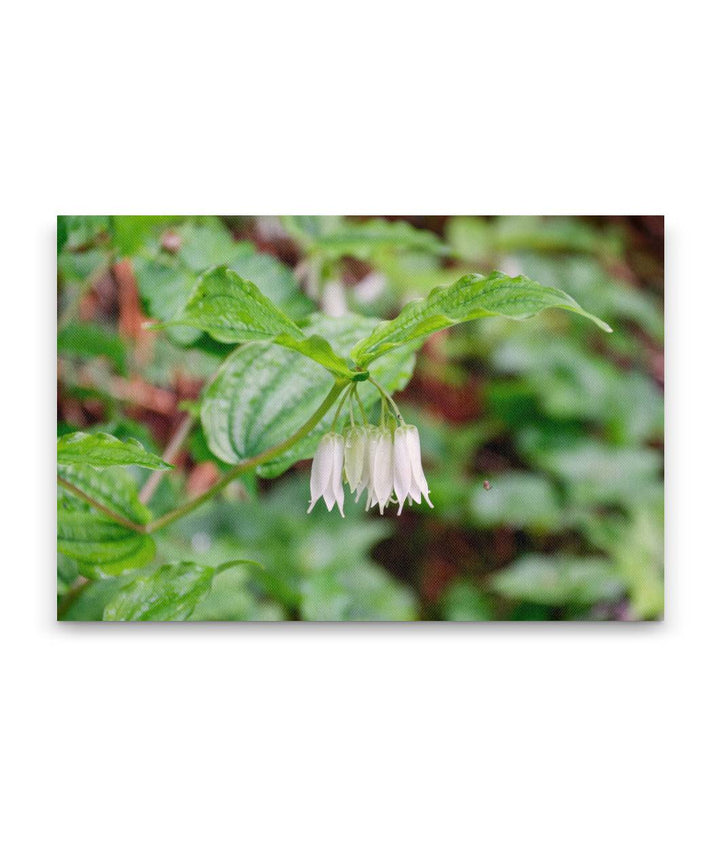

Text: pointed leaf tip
xmin=350 ymin=270 xmax=613 ymax=364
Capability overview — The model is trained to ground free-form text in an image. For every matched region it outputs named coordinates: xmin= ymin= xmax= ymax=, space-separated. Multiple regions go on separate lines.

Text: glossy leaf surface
xmin=351 ymin=270 xmax=612 ymax=365
xmin=57 ymin=464 xmax=154 ymax=575
xmin=201 ymin=314 xmax=417 ymax=476
xmin=103 ymin=560 xmax=262 ymax=621
xmin=154 ymin=266 xmax=353 ymax=376
xmin=57 ymin=432 xmax=172 ymax=470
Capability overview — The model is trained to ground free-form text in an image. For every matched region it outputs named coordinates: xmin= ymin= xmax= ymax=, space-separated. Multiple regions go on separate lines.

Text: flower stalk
xmin=59 ymin=378 xmax=351 ymax=535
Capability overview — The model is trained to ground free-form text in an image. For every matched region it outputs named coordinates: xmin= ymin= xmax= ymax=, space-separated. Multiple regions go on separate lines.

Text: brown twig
xmin=112 ymin=258 xmax=154 ymax=364
xmin=139 ymin=413 xmax=196 ymax=504
xmin=107 ymin=376 xmax=177 ymax=415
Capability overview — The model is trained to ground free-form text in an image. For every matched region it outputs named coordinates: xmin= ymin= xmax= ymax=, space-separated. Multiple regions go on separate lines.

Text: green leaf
xmin=201 ymin=314 xmax=417 ymax=477
xmin=103 ymin=560 xmax=262 ymax=621
xmin=148 ymin=472 xmax=418 ymax=620
xmin=130 ymin=219 xmax=260 ymax=347
xmin=492 ymin=335 xmax=664 ymax=444
xmin=57 ymin=464 xmax=154 ymax=575
xmin=188 ymin=564 xmax=285 ymax=621
xmin=154 ymin=265 xmax=303 ymax=343
xmin=525 ymin=439 xmax=662 ymax=509
xmin=57 ymin=552 xmax=82 ymax=596
xmin=581 ymin=502 xmax=664 ymax=619
xmin=350 ymin=270 xmax=612 ymax=366
xmin=110 ymin=215 xmax=171 ymax=256
xmin=177 ymin=219 xmax=242 ymax=270
xmin=134 ymin=258 xmax=202 ymax=346
xmin=57 ymin=322 xmax=128 ymax=374
xmin=311 ymin=218 xmax=446 ymax=260
xmin=228 ymin=252 xmax=314 ymax=320
xmin=57 ymin=510 xmax=155 ymax=577
xmin=469 ymin=472 xmax=563 ymax=532
xmin=57 ymin=432 xmax=172 ymax=470
xmin=300 ymin=562 xmax=417 ymax=621
xmin=155 ymin=266 xmax=354 ymax=377
xmin=58 ymin=464 xmax=153 ymax=523
xmin=282 ymin=216 xmax=445 ymax=261
xmin=136 ymin=241 xmax=313 ymax=347
xmin=57 ymin=246 xmax=107 ymax=285
xmin=447 ymin=216 xmax=619 ymax=261
xmin=60 ymin=576 xmax=132 ymax=621
xmin=491 ymin=555 xmax=625 ymax=607
xmin=515 ymin=255 xmax=662 ymax=341
xmin=273 ymin=332 xmax=355 ymax=377
xmin=440 ymin=581 xmax=493 ymax=621
xmin=153 ymin=476 xmax=402 ymax=615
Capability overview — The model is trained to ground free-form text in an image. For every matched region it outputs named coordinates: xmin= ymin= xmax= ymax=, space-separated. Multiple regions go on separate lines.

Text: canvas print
xmin=57 ymin=215 xmax=664 ymax=621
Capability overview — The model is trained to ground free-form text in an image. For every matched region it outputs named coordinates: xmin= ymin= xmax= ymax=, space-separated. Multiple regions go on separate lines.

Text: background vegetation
xmin=57 ymin=215 xmax=664 ymax=620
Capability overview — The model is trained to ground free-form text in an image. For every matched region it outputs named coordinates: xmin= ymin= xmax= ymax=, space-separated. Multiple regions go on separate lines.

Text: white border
xmin=3 ymin=2 xmax=716 ymax=853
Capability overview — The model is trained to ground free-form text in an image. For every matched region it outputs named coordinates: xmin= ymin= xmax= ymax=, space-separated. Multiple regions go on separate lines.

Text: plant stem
xmin=57 ymin=577 xmax=91 ymax=619
xmin=330 ymin=384 xmax=353 ymax=432
xmin=57 ymin=380 xmax=349 ymax=537
xmin=353 ymin=387 xmax=369 ymax=425
xmin=367 ymin=376 xmax=404 ymax=423
xmin=57 ymin=476 xmax=147 ymax=533
xmin=145 ymin=378 xmax=349 ymax=533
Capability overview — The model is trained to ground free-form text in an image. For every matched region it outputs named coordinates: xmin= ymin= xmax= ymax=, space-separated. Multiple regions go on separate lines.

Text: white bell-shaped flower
xmin=358 ymin=426 xmax=379 ymax=506
xmin=393 ymin=426 xmax=412 ymax=513
xmin=393 ymin=424 xmax=433 ymax=514
xmin=344 ymin=426 xmax=368 ymax=494
xmin=307 ymin=432 xmax=345 ymax=516
xmin=368 ymin=428 xmax=394 ymax=514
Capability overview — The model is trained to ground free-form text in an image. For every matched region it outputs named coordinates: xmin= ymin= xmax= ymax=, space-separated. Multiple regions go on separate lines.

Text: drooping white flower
xmin=308 ymin=432 xmax=345 ymax=516
xmin=393 ymin=424 xmax=433 ymax=514
xmin=393 ymin=426 xmax=412 ymax=513
xmin=368 ymin=428 xmax=394 ymax=514
xmin=344 ymin=426 xmax=368 ymax=494
xmin=359 ymin=426 xmax=380 ymax=506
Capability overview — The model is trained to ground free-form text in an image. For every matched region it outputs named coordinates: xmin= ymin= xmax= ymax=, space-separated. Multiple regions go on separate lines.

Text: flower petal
xmin=406 ymin=425 xmax=433 ymax=508
xmin=393 ymin=427 xmax=412 ymax=514
xmin=361 ymin=428 xmax=380 ymax=506
xmin=308 ymin=433 xmax=335 ymax=512
xmin=332 ymin=434 xmax=345 ymax=517
xmin=373 ymin=430 xmax=394 ymax=513
xmin=344 ymin=427 xmax=367 ymax=493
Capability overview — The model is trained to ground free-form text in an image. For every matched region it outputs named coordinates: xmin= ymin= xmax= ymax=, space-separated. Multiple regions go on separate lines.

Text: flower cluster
xmin=308 ymin=423 xmax=433 ymax=517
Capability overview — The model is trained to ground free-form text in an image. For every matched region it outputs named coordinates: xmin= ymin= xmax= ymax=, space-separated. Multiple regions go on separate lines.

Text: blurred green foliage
xmin=57 ymin=215 xmax=663 ymax=620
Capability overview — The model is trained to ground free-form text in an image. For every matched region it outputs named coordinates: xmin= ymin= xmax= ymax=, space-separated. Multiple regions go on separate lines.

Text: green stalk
xmin=145 ymin=378 xmax=349 ymax=533
xmin=330 ymin=384 xmax=354 ymax=432
xmin=353 ymin=386 xmax=369 ymax=426
xmin=56 ymin=379 xmax=350 ymax=536
xmin=368 ymin=376 xmax=404 ymax=423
